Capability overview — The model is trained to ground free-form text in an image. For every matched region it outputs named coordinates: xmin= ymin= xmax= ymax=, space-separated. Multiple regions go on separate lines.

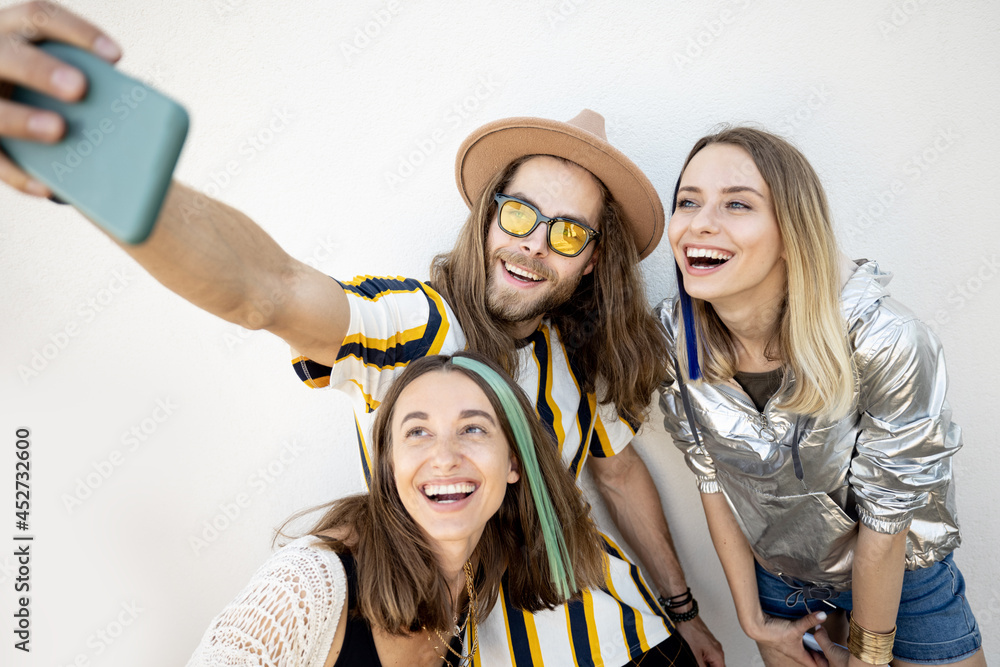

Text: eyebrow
xmin=460 ymin=409 xmax=496 ymax=425
xmin=399 ymin=409 xmax=497 ymax=425
xmin=400 ymin=411 xmax=429 ymax=425
xmin=677 ymin=185 xmax=766 ymax=198
xmin=509 ymin=192 xmax=594 ymax=228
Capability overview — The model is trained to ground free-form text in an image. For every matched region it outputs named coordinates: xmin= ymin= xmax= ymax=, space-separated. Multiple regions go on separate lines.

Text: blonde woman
xmin=656 ymin=128 xmax=984 ymax=667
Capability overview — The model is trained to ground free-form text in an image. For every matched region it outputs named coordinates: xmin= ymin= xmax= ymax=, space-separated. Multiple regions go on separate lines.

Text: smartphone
xmin=803 ymin=631 xmax=823 ymax=654
xmin=803 ymin=631 xmax=848 ymax=655
xmin=0 ymin=41 xmax=189 ymax=244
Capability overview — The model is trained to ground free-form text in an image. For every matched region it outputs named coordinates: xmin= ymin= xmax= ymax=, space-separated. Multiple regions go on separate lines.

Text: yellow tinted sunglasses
xmin=494 ymin=194 xmax=600 ymax=258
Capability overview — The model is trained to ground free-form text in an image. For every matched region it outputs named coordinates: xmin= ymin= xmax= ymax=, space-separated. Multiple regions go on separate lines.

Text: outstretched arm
xmin=0 ymin=3 xmax=349 ymax=365
xmin=588 ymin=443 xmax=726 ymax=667
xmin=124 ymin=182 xmax=349 ymax=366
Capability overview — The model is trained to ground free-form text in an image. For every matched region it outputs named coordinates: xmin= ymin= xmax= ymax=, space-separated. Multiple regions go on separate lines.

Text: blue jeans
xmin=755 ymin=554 xmax=982 ymax=664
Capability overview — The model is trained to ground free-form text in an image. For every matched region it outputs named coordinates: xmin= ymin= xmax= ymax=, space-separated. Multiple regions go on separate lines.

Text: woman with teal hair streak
xmin=187 ymin=351 xmax=607 ymax=666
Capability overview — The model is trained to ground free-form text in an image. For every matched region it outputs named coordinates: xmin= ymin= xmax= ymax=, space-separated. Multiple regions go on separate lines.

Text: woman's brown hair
xmin=285 ymin=352 xmax=606 ymax=635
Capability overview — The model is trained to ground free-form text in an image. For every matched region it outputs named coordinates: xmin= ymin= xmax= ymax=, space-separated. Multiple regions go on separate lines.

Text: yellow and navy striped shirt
xmin=292 ymin=276 xmax=673 ymax=666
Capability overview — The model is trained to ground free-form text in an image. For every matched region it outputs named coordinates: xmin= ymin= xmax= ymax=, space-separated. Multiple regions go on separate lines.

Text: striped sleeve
xmin=588 ymin=402 xmax=638 ymax=458
xmin=291 ymin=276 xmax=461 ymax=411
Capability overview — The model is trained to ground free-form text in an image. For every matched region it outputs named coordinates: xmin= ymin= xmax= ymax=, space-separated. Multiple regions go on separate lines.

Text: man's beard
xmin=486 ymin=250 xmax=585 ymax=327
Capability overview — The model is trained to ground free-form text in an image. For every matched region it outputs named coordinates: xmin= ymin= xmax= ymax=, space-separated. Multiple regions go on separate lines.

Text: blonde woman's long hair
xmin=676 ymin=127 xmax=854 ymax=420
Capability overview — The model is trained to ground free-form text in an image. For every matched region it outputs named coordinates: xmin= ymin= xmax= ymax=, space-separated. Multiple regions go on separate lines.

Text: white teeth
xmin=686 ymin=247 xmax=733 ymax=261
xmin=504 ymin=262 xmax=543 ymax=281
xmin=423 ymin=482 xmax=477 ymax=498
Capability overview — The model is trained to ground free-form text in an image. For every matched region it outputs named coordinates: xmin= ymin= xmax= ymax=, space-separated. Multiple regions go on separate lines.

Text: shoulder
xmin=652 ymin=293 xmax=681 ymax=347
xmin=338 ymin=275 xmax=461 ymax=335
xmin=187 ymin=537 xmax=348 ymax=667
xmin=236 ymin=537 xmax=348 ymax=625
xmin=261 ymin=536 xmax=346 ymax=580
xmin=854 ymin=308 xmax=944 ymax=395
xmin=337 ymin=275 xmax=431 ymax=299
xmin=841 ymin=261 xmax=944 ymax=378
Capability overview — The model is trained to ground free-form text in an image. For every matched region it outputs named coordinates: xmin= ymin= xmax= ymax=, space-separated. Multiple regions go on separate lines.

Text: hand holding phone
xmin=0 ymin=2 xmax=121 ymax=187
xmin=804 ymin=629 xmax=850 ymax=661
xmin=1 ymin=40 xmax=188 ymax=244
xmin=803 ymin=631 xmax=824 ymax=654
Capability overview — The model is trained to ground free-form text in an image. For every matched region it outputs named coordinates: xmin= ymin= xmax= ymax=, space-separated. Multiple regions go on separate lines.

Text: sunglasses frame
xmin=493 ymin=194 xmax=601 ymax=258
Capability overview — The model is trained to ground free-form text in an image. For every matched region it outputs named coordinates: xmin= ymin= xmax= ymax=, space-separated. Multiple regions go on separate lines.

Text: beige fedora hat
xmin=454 ymin=109 xmax=664 ymax=260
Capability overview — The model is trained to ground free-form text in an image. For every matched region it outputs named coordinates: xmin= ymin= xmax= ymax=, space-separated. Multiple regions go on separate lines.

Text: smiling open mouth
xmin=504 ymin=261 xmax=544 ymax=283
xmin=423 ymin=482 xmax=478 ymax=504
xmin=687 ymin=247 xmax=733 ymax=269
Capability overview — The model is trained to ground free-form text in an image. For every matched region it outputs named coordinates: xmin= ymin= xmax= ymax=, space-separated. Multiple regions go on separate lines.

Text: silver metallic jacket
xmin=655 ymin=261 xmax=962 ymax=591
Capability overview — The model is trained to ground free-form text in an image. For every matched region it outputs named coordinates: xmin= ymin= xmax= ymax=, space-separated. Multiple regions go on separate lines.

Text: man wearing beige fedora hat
xmin=0 ymin=5 xmax=723 ymax=665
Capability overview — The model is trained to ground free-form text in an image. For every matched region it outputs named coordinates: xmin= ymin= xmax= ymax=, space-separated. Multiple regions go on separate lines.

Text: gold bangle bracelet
xmin=847 ymin=613 xmax=896 ymax=665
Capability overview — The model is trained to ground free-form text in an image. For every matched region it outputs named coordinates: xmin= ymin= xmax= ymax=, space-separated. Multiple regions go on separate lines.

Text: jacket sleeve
xmin=851 ymin=309 xmax=962 ymax=534
xmin=654 ymin=298 xmax=720 ymax=493
xmin=186 ymin=541 xmax=347 ymax=667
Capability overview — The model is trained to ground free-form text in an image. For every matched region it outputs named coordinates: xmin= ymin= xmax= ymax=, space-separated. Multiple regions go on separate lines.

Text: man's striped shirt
xmin=292 ymin=276 xmax=673 ymax=666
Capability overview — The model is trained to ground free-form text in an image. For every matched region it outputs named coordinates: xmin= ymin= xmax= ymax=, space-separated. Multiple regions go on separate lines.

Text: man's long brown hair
xmin=288 ymin=353 xmax=606 ymax=635
xmin=430 ymin=156 xmax=668 ymax=425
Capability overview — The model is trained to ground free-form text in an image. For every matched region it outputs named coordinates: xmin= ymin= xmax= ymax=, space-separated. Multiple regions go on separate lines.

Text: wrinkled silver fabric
xmin=655 ymin=260 xmax=962 ymax=591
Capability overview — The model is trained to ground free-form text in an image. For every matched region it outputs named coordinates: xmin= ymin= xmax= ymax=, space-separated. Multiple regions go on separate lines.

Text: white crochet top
xmin=187 ymin=537 xmax=347 ymax=667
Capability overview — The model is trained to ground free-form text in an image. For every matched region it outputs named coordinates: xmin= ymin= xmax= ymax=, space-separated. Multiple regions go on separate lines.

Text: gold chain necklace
xmin=425 ymin=562 xmax=478 ymax=666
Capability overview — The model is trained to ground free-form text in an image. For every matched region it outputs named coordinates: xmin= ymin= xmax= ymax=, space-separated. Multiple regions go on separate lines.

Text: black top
xmin=334 ymin=551 xmax=383 ymax=666
xmin=333 ymin=551 xmax=463 ymax=667
xmin=733 ymin=368 xmax=783 ymax=412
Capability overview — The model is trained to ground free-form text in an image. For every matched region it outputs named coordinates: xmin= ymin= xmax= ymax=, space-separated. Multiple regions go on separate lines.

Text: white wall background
xmin=1 ymin=1 xmax=997 ymax=665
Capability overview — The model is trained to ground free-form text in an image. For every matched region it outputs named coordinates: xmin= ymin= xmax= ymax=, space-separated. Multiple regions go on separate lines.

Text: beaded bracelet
xmin=847 ymin=613 xmax=895 ymax=665
xmin=657 ymin=588 xmax=700 ymax=623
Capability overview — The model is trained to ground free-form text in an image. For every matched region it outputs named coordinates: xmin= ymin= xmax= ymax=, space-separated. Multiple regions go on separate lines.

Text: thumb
xmin=814 ymin=625 xmax=852 ymax=666
xmin=797 ymin=610 xmax=828 ymax=632
xmin=813 ymin=624 xmax=835 ymax=649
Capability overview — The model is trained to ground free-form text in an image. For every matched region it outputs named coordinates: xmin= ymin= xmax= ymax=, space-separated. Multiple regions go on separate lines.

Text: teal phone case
xmin=0 ymin=42 xmax=189 ymax=244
